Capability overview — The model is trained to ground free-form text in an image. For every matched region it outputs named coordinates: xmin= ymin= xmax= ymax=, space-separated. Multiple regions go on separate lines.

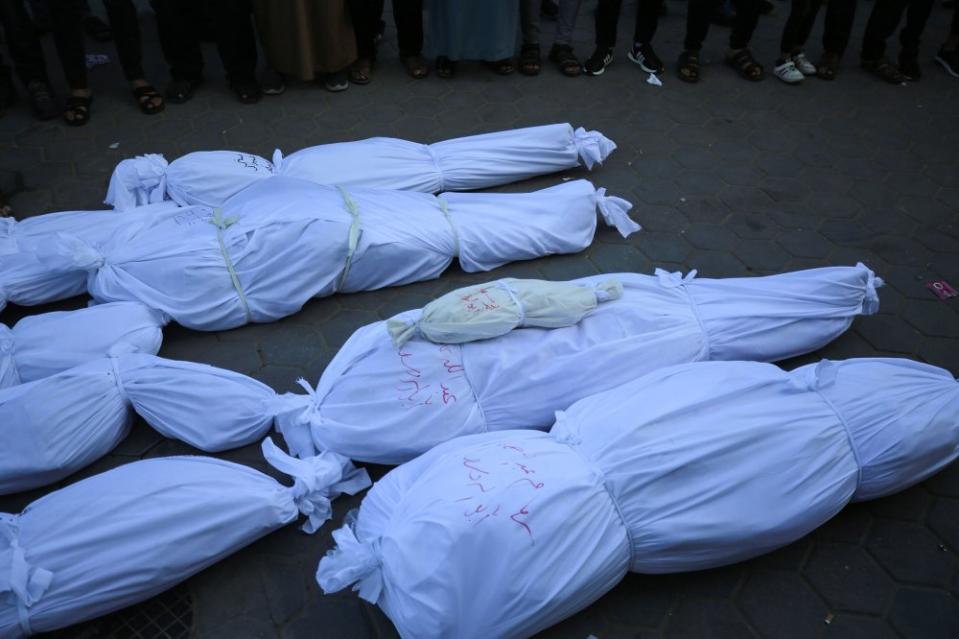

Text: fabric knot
xmin=495 ymin=280 xmax=526 ymax=326
xmin=272 ymin=379 xmax=324 ymax=459
xmin=425 ymin=144 xmax=446 ymax=193
xmin=573 ymin=127 xmax=617 ymax=170
xmin=857 ymin=262 xmax=884 ymax=315
xmin=270 ymin=149 xmax=284 ymax=174
xmin=209 ymin=208 xmax=252 ymax=324
xmin=386 ymin=315 xmax=422 ymax=349
xmin=105 ymin=154 xmax=169 ymax=211
xmin=791 ymin=360 xmax=839 ymax=392
xmin=655 ymin=268 xmax=698 ymax=288
xmin=262 ymin=438 xmax=371 ymax=533
xmin=109 ymin=355 xmax=130 ymax=405
xmin=593 ymin=188 xmax=640 ymax=238
xmin=593 ymin=280 xmax=624 ymax=303
xmin=437 ymin=198 xmax=461 ymax=258
xmin=316 ymin=523 xmax=384 ymax=603
xmin=1 ymin=517 xmax=54 ymax=635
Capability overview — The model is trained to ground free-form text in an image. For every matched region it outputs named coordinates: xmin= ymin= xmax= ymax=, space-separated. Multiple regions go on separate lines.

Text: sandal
xmin=165 ymin=78 xmax=201 ymax=104
xmin=401 ymin=54 xmax=430 ymax=79
xmin=519 ymin=43 xmax=542 ymax=76
xmin=486 ymin=57 xmax=515 ymax=75
xmin=726 ymin=48 xmax=764 ymax=81
xmin=677 ymin=50 xmax=700 ymax=83
xmin=350 ymin=57 xmax=373 ymax=85
xmin=132 ymin=84 xmax=165 ymax=115
xmin=548 ymin=43 xmax=581 ymax=77
xmin=231 ymin=80 xmax=262 ymax=104
xmin=861 ymin=57 xmax=907 ymax=84
xmin=816 ymin=52 xmax=840 ymax=80
xmin=436 ymin=56 xmax=456 ymax=79
xmin=64 ymin=94 xmax=92 ymax=126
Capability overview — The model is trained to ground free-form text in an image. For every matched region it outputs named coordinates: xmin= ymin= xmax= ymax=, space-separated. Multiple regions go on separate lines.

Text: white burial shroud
xmin=0 ymin=353 xmax=298 ymax=494
xmin=104 ymin=123 xmax=617 ymax=209
xmin=275 ymin=264 xmax=884 ymax=464
xmin=0 ymin=202 xmax=183 ymax=311
xmin=0 ymin=439 xmax=370 ymax=638
xmin=317 ymin=358 xmax=959 ymax=639
xmin=0 ymin=302 xmax=165 ymax=389
xmin=46 ymin=176 xmax=637 ymax=331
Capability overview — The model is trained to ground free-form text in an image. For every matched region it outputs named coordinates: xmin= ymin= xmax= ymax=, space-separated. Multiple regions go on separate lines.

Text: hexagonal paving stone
xmin=823 ymin=613 xmax=898 ymax=639
xmin=890 ymin=588 xmax=959 ymax=639
xmin=928 ymin=497 xmax=959 ymax=552
xmin=804 ymin=541 xmax=892 ymax=614
xmin=866 ymin=519 xmax=955 ymax=587
xmin=665 ymin=598 xmax=753 ymax=638
xmin=739 ymin=570 xmax=828 ymax=639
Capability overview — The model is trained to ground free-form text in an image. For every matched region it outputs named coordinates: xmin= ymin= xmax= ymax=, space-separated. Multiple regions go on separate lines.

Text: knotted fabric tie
xmin=210 ymin=208 xmax=252 ymax=324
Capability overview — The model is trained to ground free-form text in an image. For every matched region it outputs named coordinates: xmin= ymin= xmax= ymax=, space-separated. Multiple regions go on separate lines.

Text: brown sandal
xmin=402 ymin=54 xmax=430 ymax=79
xmin=861 ymin=57 xmax=907 ymax=84
xmin=519 ymin=43 xmax=542 ymax=76
xmin=816 ymin=52 xmax=840 ymax=80
xmin=350 ymin=58 xmax=373 ymax=85
xmin=677 ymin=51 xmax=700 ymax=83
xmin=726 ymin=48 xmax=764 ymax=81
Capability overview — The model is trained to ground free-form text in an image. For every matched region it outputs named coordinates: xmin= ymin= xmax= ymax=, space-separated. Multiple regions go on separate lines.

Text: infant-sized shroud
xmin=317 ymin=358 xmax=959 ymax=639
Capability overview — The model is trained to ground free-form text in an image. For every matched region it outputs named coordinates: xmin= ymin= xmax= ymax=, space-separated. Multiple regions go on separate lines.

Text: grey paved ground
xmin=2 ymin=1 xmax=959 ymax=637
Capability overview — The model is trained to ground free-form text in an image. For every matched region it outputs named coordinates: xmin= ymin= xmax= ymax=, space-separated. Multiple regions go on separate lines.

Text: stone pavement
xmin=1 ymin=1 xmax=958 ymax=637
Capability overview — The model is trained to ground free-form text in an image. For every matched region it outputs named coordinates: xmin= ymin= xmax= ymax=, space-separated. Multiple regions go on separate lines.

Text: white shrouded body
xmin=0 ymin=302 xmax=166 ymax=389
xmin=276 ymin=264 xmax=882 ymax=465
xmin=317 ymin=358 xmax=959 ymax=639
xmin=0 ymin=440 xmax=370 ymax=637
xmin=48 ymin=177 xmax=636 ymax=331
xmin=0 ymin=353 xmax=279 ymax=494
xmin=104 ymin=123 xmax=617 ymax=209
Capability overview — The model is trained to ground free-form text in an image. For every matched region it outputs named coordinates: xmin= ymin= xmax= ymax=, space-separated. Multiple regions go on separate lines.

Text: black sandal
xmin=486 ymin=57 xmax=515 ymax=75
xmin=165 ymin=78 xmax=201 ymax=104
xmin=436 ymin=56 xmax=456 ymax=79
xmin=677 ymin=50 xmax=700 ymax=83
xmin=519 ymin=43 xmax=541 ymax=76
xmin=132 ymin=84 xmax=165 ymax=115
xmin=64 ymin=94 xmax=92 ymax=126
xmin=726 ymin=48 xmax=764 ymax=81
xmin=548 ymin=44 xmax=581 ymax=77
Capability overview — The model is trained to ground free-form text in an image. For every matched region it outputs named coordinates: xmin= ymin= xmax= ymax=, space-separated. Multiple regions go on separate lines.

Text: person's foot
xmin=628 ymin=42 xmax=664 ymax=74
xmin=861 ymin=57 xmax=907 ymax=84
xmin=402 ymin=54 xmax=430 ymax=79
xmin=726 ymin=48 xmax=764 ymax=81
xmin=677 ymin=50 xmax=700 ymax=82
xmin=583 ymin=46 xmax=613 ymax=76
xmin=82 ymin=15 xmax=112 ymax=42
xmin=131 ymin=80 xmax=165 ymax=115
xmin=165 ymin=78 xmax=202 ymax=103
xmin=324 ymin=69 xmax=349 ymax=92
xmin=816 ymin=51 xmax=841 ymax=80
xmin=548 ymin=43 xmax=582 ymax=77
xmin=64 ymin=90 xmax=93 ymax=126
xmin=436 ymin=56 xmax=456 ymax=79
xmin=791 ymin=51 xmax=817 ymax=75
xmin=262 ymin=68 xmax=286 ymax=95
xmin=935 ymin=47 xmax=959 ymax=77
xmin=541 ymin=0 xmax=559 ymax=18
xmin=231 ymin=79 xmax=262 ymax=103
xmin=774 ymin=58 xmax=804 ymax=83
xmin=898 ymin=51 xmax=921 ymax=80
xmin=350 ymin=58 xmax=373 ymax=85
xmin=25 ymin=81 xmax=57 ymax=120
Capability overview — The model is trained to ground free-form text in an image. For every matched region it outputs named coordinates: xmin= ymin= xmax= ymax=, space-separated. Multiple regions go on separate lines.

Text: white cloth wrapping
xmin=0 ymin=353 xmax=289 ymax=494
xmin=386 ymin=278 xmax=623 ymax=348
xmin=316 ymin=358 xmax=959 ymax=639
xmin=275 ymin=264 xmax=883 ymax=465
xmin=105 ymin=123 xmax=617 ymax=209
xmin=0 ymin=438 xmax=370 ymax=637
xmin=0 ymin=202 xmax=184 ymax=310
xmin=45 ymin=177 xmax=636 ymax=331
xmin=0 ymin=302 xmax=166 ymax=389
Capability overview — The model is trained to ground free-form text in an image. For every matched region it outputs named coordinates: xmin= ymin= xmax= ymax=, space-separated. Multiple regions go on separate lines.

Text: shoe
xmin=861 ymin=57 xmax=907 ymax=84
xmin=548 ymin=43 xmax=582 ymax=76
xmin=262 ymin=68 xmax=286 ymax=95
xmin=791 ymin=52 xmax=817 ymax=75
xmin=774 ymin=59 xmax=804 ymax=83
xmin=628 ymin=42 xmax=664 ymax=74
xmin=165 ymin=78 xmax=202 ymax=103
xmin=231 ymin=80 xmax=262 ymax=103
xmin=324 ymin=70 xmax=349 ymax=92
xmin=816 ymin=51 xmax=840 ymax=80
xmin=898 ymin=52 xmax=921 ymax=80
xmin=583 ymin=46 xmax=614 ymax=76
xmin=935 ymin=47 xmax=959 ymax=78
xmin=25 ymin=81 xmax=57 ymax=120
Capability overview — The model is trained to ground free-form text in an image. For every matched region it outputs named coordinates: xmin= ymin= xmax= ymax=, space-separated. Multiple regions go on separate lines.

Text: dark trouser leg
xmin=521 ymin=0 xmax=540 ymax=45
xmin=207 ymin=0 xmax=257 ymax=84
xmin=393 ymin=0 xmax=423 ymax=57
xmin=350 ymin=0 xmax=379 ymax=59
xmin=729 ymin=0 xmax=760 ymax=49
xmin=595 ymin=0 xmax=622 ymax=48
xmin=898 ymin=0 xmax=934 ymax=56
xmin=635 ymin=0 xmax=664 ymax=44
xmin=0 ymin=0 xmax=49 ymax=84
xmin=149 ymin=0 xmax=203 ymax=81
xmin=821 ymin=0 xmax=855 ymax=54
xmin=48 ymin=0 xmax=88 ymax=89
xmin=861 ymin=0 xmax=908 ymax=60
xmin=781 ymin=0 xmax=816 ymax=52
xmin=102 ymin=0 xmax=144 ymax=80
xmin=684 ymin=0 xmax=715 ymax=51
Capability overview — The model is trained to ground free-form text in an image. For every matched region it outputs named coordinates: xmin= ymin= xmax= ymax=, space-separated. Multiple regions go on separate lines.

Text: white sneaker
xmin=791 ymin=52 xmax=817 ymax=75
xmin=774 ymin=60 xmax=804 ymax=84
